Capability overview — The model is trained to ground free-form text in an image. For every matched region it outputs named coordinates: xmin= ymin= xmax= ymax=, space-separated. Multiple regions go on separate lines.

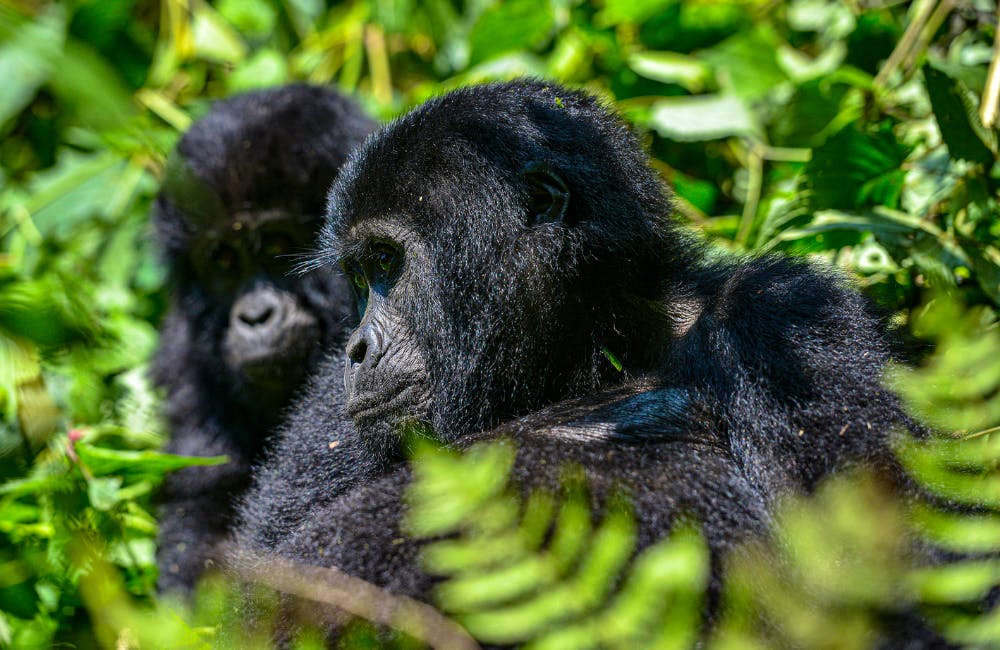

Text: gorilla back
xmin=153 ymin=84 xmax=374 ymax=591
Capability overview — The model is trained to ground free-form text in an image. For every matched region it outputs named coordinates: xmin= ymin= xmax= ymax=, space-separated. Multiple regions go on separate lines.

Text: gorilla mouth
xmin=239 ymin=351 xmax=311 ymax=387
xmin=346 ymin=383 xmax=428 ymax=425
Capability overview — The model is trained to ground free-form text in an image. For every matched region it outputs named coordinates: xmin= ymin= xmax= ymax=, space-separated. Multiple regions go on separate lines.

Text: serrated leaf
xmin=87 ymin=476 xmax=123 ymax=511
xmin=806 ymin=124 xmax=911 ymax=210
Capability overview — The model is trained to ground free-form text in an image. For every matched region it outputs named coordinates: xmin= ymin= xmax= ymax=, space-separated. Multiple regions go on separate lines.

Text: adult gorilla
xmin=234 ymin=80 xmax=921 ymax=631
xmin=153 ymin=85 xmax=374 ymax=592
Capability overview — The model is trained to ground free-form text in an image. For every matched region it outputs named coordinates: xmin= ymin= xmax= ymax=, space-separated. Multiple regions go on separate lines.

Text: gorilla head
xmin=326 ymin=81 xmax=697 ymax=456
xmin=154 ymin=84 xmax=376 ymax=433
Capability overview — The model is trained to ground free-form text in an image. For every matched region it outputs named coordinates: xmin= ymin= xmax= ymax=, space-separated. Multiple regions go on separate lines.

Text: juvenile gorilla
xmin=153 ymin=84 xmax=374 ymax=592
xmin=235 ymin=80 xmax=921 ymax=632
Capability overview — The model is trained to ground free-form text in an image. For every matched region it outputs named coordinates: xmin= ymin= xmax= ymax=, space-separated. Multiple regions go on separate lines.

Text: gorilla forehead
xmin=177 ymin=84 xmax=373 ymax=216
xmin=322 ymin=79 xmax=672 ymax=254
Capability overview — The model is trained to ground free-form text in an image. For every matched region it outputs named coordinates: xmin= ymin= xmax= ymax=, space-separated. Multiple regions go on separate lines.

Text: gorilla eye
xmin=261 ymin=232 xmax=294 ymax=258
xmin=371 ymin=244 xmax=401 ymax=278
xmin=351 ymin=269 xmax=368 ymax=290
xmin=211 ymin=243 xmax=240 ymax=272
xmin=377 ymin=250 xmax=394 ymax=273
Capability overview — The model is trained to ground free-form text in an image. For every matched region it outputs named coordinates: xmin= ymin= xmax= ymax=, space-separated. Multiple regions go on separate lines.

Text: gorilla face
xmin=188 ymin=210 xmax=324 ymax=391
xmin=152 ymin=84 xmax=376 ymax=593
xmin=341 ymin=237 xmax=432 ymax=453
xmin=327 ymin=82 xmax=685 ymax=455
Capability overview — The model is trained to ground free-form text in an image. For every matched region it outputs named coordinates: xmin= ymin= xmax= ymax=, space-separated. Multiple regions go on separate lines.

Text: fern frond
xmin=890 ymin=297 xmax=1000 ymax=645
xmin=404 ymin=440 xmax=709 ymax=649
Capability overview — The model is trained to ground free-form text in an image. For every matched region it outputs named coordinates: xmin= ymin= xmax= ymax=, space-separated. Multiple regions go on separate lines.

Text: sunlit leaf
xmin=628 ymin=51 xmax=711 ymax=92
xmin=648 ymin=94 xmax=758 ymax=142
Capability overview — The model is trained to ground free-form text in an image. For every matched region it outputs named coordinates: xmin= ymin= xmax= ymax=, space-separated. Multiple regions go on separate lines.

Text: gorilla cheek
xmin=223 ymin=286 xmax=321 ymax=389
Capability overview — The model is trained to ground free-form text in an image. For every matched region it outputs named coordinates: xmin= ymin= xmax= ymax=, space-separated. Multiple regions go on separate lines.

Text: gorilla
xmin=152 ymin=84 xmax=374 ymax=592
xmin=232 ymin=80 xmax=923 ymax=638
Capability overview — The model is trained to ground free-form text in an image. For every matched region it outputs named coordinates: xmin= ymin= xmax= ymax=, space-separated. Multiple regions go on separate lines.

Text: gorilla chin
xmin=223 ymin=286 xmax=322 ymax=390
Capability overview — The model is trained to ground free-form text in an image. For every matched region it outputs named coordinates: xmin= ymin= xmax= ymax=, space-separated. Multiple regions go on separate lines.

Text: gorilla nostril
xmin=347 ymin=337 xmax=368 ymax=365
xmin=238 ymin=304 xmax=275 ymax=327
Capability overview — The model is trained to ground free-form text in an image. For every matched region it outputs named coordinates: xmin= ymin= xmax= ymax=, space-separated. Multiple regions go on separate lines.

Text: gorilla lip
xmin=346 ymin=383 xmax=425 ymax=422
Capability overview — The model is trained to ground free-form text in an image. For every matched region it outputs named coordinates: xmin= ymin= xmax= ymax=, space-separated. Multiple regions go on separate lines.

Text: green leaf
xmin=0 ymin=4 xmax=65 ymax=126
xmin=405 ymin=441 xmax=516 ymax=537
xmin=216 ymin=0 xmax=277 ymax=38
xmin=74 ymin=443 xmax=228 ymax=479
xmin=407 ymin=441 xmax=705 ymax=647
xmin=960 ymin=239 xmax=1000 ymax=307
xmin=699 ymin=26 xmax=789 ymax=101
xmin=87 ymin=476 xmax=123 ymax=511
xmin=23 ymin=151 xmax=125 ymax=240
xmin=192 ymin=1 xmax=248 ymax=63
xmin=762 ymin=207 xmax=935 ymax=250
xmin=647 ymin=94 xmax=758 ymax=142
xmin=805 ymin=123 xmax=911 ymax=210
xmin=227 ymin=48 xmax=289 ymax=92
xmin=910 ymin=560 xmax=1000 ymax=603
xmin=628 ymin=51 xmax=711 ymax=92
xmin=468 ymin=0 xmax=555 ymax=65
xmin=913 ymin=506 xmax=1000 ymax=554
xmin=47 ymin=39 xmax=135 ymax=130
xmin=770 ymin=78 xmax=853 ymax=147
xmin=924 ymin=62 xmax=996 ymax=165
xmin=596 ymin=0 xmax=674 ymax=27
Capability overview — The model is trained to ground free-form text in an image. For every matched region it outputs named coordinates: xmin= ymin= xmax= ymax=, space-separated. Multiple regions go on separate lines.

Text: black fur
xmin=233 ymin=80 xmax=923 ymax=637
xmin=153 ymin=84 xmax=374 ymax=592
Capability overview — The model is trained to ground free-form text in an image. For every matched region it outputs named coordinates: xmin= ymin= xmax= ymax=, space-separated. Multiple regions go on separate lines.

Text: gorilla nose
xmin=232 ymin=289 xmax=285 ymax=330
xmin=347 ymin=323 xmax=383 ymax=366
xmin=238 ymin=303 xmax=274 ymax=326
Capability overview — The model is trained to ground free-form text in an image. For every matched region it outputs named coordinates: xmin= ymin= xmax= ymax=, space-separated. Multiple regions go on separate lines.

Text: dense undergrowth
xmin=1 ymin=0 xmax=999 ymax=647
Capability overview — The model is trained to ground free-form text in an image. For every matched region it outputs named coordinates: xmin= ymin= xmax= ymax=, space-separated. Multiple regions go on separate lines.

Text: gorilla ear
xmin=523 ymin=162 xmax=570 ymax=225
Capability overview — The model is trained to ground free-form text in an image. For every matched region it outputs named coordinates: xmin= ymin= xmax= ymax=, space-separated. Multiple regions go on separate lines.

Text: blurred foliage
xmin=0 ymin=0 xmax=998 ymax=647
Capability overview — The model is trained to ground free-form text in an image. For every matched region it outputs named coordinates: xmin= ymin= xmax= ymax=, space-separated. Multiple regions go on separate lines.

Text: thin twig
xmin=230 ymin=550 xmax=479 ymax=650
xmin=874 ymin=0 xmax=939 ymax=88
xmin=735 ymin=143 xmax=764 ymax=249
xmin=365 ymin=24 xmax=393 ymax=106
xmin=963 ymin=425 xmax=1000 ymax=441
xmin=981 ymin=4 xmax=1000 ymax=128
xmin=904 ymin=0 xmax=957 ymax=78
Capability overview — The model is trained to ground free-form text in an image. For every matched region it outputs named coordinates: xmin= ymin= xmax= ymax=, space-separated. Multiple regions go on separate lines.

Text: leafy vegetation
xmin=0 ymin=0 xmax=998 ymax=647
